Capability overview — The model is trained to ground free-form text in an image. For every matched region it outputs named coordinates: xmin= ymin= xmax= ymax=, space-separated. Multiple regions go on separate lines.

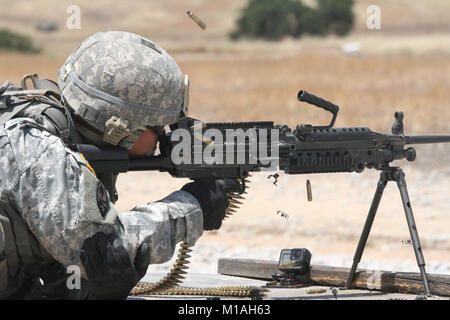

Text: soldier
xmin=0 ymin=31 xmax=240 ymax=299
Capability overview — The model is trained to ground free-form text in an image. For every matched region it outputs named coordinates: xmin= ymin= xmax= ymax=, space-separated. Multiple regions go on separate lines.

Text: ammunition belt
xmin=130 ymin=176 xmax=268 ymax=298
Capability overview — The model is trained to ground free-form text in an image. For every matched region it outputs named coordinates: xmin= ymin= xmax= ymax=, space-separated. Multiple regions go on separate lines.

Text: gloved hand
xmin=181 ymin=178 xmax=244 ymax=231
xmin=79 ymin=232 xmax=150 ymax=300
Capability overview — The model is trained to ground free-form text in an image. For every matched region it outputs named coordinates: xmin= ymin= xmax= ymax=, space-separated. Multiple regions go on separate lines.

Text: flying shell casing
xmin=186 ymin=11 xmax=207 ymax=30
xmin=307 ymin=288 xmax=327 ymax=294
xmin=306 ymin=179 xmax=313 ymax=202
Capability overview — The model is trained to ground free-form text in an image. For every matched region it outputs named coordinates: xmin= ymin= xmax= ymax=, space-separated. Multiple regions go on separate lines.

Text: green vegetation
xmin=0 ymin=29 xmax=40 ymax=53
xmin=230 ymin=0 xmax=354 ymax=41
xmin=317 ymin=0 xmax=355 ymax=36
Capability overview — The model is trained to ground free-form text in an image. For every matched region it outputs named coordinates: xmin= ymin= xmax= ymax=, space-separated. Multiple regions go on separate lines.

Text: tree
xmin=316 ymin=0 xmax=355 ymax=36
xmin=230 ymin=0 xmax=309 ymax=41
xmin=230 ymin=0 xmax=355 ymax=41
xmin=0 ymin=29 xmax=40 ymax=53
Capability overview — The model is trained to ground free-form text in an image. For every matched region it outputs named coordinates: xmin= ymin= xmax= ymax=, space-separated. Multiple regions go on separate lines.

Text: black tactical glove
xmin=181 ymin=178 xmax=244 ymax=231
xmin=79 ymin=232 xmax=150 ymax=300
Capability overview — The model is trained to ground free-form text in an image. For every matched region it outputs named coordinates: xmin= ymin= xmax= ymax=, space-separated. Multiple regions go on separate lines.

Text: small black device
xmin=278 ymin=248 xmax=311 ymax=274
xmin=269 ymin=248 xmax=312 ymax=287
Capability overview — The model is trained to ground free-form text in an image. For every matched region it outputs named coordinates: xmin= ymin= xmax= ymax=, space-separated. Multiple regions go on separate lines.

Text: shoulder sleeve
xmin=116 ymin=190 xmax=203 ymax=264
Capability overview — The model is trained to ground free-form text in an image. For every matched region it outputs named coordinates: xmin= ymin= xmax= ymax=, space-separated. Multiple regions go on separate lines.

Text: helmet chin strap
xmin=74 ymin=118 xmax=112 ymax=148
xmin=73 ymin=115 xmax=148 ymax=152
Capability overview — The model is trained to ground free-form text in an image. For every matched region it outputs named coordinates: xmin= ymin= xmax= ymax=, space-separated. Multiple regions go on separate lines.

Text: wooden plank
xmin=217 ymin=259 xmax=279 ymax=280
xmin=217 ymin=258 xmax=450 ymax=296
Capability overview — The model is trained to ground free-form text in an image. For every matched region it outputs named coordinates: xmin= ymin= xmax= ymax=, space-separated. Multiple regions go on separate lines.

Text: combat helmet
xmin=58 ymin=31 xmax=189 ymax=149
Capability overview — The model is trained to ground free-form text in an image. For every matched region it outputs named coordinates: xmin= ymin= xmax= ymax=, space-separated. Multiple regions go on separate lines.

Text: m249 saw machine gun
xmin=75 ymin=90 xmax=450 ymax=296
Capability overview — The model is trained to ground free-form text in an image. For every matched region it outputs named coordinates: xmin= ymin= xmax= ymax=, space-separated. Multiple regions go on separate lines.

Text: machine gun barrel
xmin=405 ymin=135 xmax=450 ymax=144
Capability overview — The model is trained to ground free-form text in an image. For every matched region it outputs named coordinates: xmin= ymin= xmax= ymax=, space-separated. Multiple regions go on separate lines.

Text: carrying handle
xmin=297 ymin=90 xmax=339 ymax=129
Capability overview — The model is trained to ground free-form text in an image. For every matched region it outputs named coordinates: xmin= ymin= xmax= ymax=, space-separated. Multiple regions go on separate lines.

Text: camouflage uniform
xmin=0 ymin=31 xmax=202 ymax=299
xmin=0 ymin=116 xmax=203 ymax=298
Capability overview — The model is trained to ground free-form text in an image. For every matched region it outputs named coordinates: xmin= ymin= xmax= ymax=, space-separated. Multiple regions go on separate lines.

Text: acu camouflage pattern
xmin=10 ymin=100 xmax=75 ymax=141
xmin=58 ymin=31 xmax=185 ymax=149
xmin=0 ymin=118 xmax=203 ymax=297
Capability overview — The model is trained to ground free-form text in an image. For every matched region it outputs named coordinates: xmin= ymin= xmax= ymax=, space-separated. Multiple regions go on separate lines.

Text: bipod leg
xmin=346 ymin=171 xmax=389 ymax=289
xmin=394 ymin=168 xmax=431 ymax=296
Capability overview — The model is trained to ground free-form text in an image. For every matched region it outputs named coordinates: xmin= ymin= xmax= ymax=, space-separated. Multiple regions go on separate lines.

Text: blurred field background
xmin=0 ymin=0 xmax=449 ymax=275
